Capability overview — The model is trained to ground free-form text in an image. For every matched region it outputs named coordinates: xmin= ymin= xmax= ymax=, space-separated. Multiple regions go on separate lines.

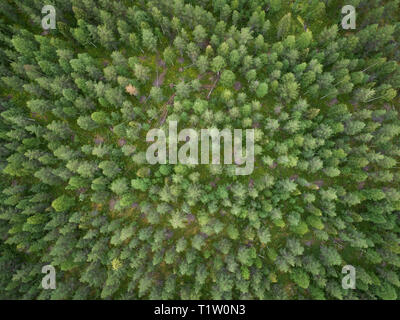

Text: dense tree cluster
xmin=0 ymin=0 xmax=400 ymax=299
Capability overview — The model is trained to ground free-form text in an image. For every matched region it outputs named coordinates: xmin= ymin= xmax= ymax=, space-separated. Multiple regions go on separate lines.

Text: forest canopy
xmin=0 ymin=0 xmax=400 ymax=300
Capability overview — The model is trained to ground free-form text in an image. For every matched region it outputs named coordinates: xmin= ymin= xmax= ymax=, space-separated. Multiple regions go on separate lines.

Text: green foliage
xmin=1 ymin=0 xmax=399 ymax=301
xmin=51 ymin=195 xmax=75 ymax=212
